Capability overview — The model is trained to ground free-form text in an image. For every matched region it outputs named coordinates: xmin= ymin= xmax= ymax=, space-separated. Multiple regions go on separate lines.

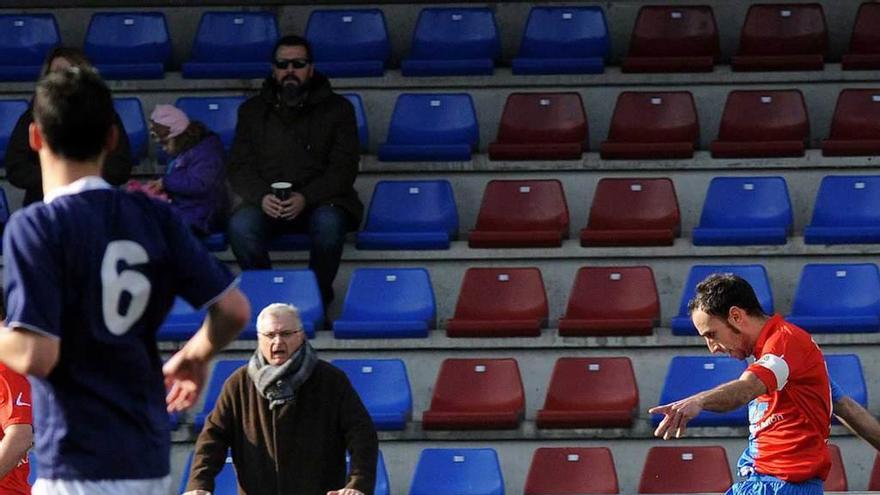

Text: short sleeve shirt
xmin=0 ymin=364 xmax=32 ymax=494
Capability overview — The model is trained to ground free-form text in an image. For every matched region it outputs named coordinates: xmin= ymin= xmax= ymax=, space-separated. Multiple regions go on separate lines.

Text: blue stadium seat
xmin=342 ymin=93 xmax=369 ymax=151
xmin=332 ymin=359 xmax=412 ymax=430
xmin=180 ymin=449 xmax=238 ymax=494
xmin=158 ymin=297 xmax=205 ymax=341
xmin=239 ymin=270 xmax=324 ymax=338
xmin=175 ymin=96 xmax=246 ymax=153
xmin=672 ymin=264 xmax=773 ymax=335
xmin=0 ymin=99 xmax=27 ymax=167
xmin=112 ymin=98 xmax=148 ymax=163
xmin=512 ymin=7 xmax=610 ymax=75
xmin=826 ymin=354 xmax=867 ymax=407
xmin=347 ymin=450 xmax=390 ymax=495
xmin=693 ymin=177 xmax=792 ymax=245
xmin=655 ymin=356 xmax=748 ymax=426
xmin=410 ymin=448 xmax=505 ymax=495
xmin=84 ymin=13 xmax=171 ymax=80
xmin=306 ymin=9 xmax=390 ymax=77
xmin=0 ymin=14 xmax=60 ymax=81
xmin=182 ymin=12 xmax=278 ymax=79
xmin=357 ymin=180 xmax=458 ymax=250
xmin=787 ymin=263 xmax=880 ymax=333
xmin=378 ymin=93 xmax=478 ymax=162
xmin=194 ymin=360 xmax=247 ymax=433
xmin=401 ymin=8 xmax=500 ymax=76
xmin=333 ymin=268 xmax=435 ymax=338
xmin=805 ymin=176 xmax=880 ymax=244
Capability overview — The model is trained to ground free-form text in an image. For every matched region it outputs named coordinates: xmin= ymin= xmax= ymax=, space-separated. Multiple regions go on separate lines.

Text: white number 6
xmin=101 ymin=240 xmax=152 ymax=336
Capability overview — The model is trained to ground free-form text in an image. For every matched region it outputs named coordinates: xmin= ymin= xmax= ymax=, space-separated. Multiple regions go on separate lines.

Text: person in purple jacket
xmin=144 ymin=104 xmax=228 ymax=236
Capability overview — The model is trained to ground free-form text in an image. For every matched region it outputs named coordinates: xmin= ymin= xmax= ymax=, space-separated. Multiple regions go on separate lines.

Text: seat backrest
xmin=84 ymin=12 xmax=171 ymax=65
xmin=180 ymin=450 xmax=238 ymax=495
xmin=738 ymin=4 xmax=827 ymax=56
xmin=542 ymin=357 xmax=638 ymax=412
xmin=385 ymin=93 xmax=478 ymax=147
xmin=238 ymin=270 xmax=324 ymax=333
xmin=565 ymin=266 xmax=659 ymax=320
xmin=410 ymin=448 xmax=504 ymax=495
xmin=495 ymin=93 xmax=587 ymax=145
xmin=190 ymin=12 xmax=278 ymax=63
xmin=677 ymin=265 xmax=774 ymax=317
xmin=341 ymin=93 xmax=369 ymax=150
xmin=824 ymin=444 xmax=848 ymax=491
xmin=524 ymin=447 xmax=618 ymax=495
xmin=587 ymin=177 xmax=680 ymax=231
xmin=452 ymin=267 xmax=548 ymax=322
xmin=791 ymin=263 xmax=880 ymax=317
xmin=607 ymin=92 xmax=698 ymax=143
xmin=518 ymin=7 xmax=610 ymax=59
xmin=639 ymin=446 xmax=732 ymax=493
xmin=410 ymin=8 xmax=500 ymax=61
xmin=0 ymin=14 xmax=60 ymax=67
xmin=849 ymin=2 xmax=880 ymax=55
xmin=870 ymin=452 xmax=880 ymax=490
xmin=827 ymin=89 xmax=880 ymax=140
xmin=340 ymin=268 xmax=435 ymax=323
xmin=113 ymin=98 xmax=147 ymax=162
xmin=429 ymin=358 xmax=524 ymax=413
xmin=331 ymin=359 xmax=412 ymax=417
xmin=825 ymin=353 xmax=867 ymax=407
xmin=658 ymin=356 xmax=748 ymax=425
xmin=717 ymin=90 xmax=809 ymax=142
xmin=810 ymin=175 xmax=880 ymax=227
xmin=475 ymin=179 xmax=569 ymax=232
xmin=175 ymin=96 xmax=246 ymax=152
xmin=200 ymin=360 xmax=247 ymax=417
xmin=0 ymin=99 xmax=28 ymax=165
xmin=306 ymin=9 xmax=390 ymax=63
xmin=627 ymin=6 xmax=719 ymax=59
xmin=363 ymin=180 xmax=459 ymax=235
xmin=698 ymin=176 xmax=792 ymax=229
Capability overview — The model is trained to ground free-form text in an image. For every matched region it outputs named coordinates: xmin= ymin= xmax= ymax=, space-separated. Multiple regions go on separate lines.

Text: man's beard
xmin=280 ymin=75 xmax=309 ymax=107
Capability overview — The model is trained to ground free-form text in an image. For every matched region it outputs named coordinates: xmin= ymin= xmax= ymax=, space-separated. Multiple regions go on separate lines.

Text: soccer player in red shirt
xmin=651 ymin=273 xmax=831 ymax=495
xmin=0 ymin=363 xmax=33 ymax=495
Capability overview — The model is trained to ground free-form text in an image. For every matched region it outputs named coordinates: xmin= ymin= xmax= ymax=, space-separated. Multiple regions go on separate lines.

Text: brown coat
xmin=186 ymin=360 xmax=378 ymax=495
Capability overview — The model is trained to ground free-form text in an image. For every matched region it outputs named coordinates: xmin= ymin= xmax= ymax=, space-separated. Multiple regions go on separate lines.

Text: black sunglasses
xmin=274 ymin=58 xmax=312 ymax=70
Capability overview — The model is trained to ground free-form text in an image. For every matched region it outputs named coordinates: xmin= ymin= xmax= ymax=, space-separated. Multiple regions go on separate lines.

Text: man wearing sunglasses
xmin=227 ymin=35 xmax=362 ymax=308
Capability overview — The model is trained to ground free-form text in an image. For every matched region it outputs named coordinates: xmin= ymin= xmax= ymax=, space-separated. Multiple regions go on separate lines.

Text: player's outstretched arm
xmin=0 ymin=424 xmax=32 ymax=479
xmin=0 ymin=328 xmax=60 ymax=378
xmin=650 ymin=371 xmax=766 ymax=440
xmin=164 ymin=288 xmax=250 ymax=412
xmin=834 ymin=395 xmax=880 ymax=451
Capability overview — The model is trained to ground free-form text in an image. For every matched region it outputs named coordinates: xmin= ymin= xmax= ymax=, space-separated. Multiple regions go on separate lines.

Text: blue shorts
xmin=727 ymin=474 xmax=823 ymax=495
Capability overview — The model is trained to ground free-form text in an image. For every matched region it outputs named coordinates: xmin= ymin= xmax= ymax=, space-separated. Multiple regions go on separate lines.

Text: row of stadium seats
xmin=191 ymin=354 xmax=864 ymax=434
xmin=161 ymin=263 xmax=880 ymax=341
xmin=2 ymin=3 xmax=879 ymax=81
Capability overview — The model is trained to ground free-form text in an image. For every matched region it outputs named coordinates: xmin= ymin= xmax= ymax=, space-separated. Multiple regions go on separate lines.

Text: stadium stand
xmin=182 ymin=11 xmax=278 ymax=79
xmin=825 ymin=444 xmax=848 ymax=491
xmin=238 ymin=270 xmax=324 ymax=338
xmin=175 ymin=96 xmax=246 ymax=153
xmin=692 ymin=176 xmax=793 ymax=246
xmin=331 ymin=359 xmax=412 ymax=430
xmin=488 ymin=92 xmax=587 ymax=161
xmin=524 ymin=447 xmax=618 ymax=495
xmin=0 ymin=99 xmax=28 ymax=167
xmin=158 ymin=297 xmax=205 ymax=341
xmin=822 ymin=89 xmax=880 ymax=156
xmin=732 ymin=3 xmax=828 ymax=71
xmin=558 ymin=266 xmax=659 ymax=336
xmin=826 ymin=353 xmax=868 ymax=408
xmin=0 ymin=14 xmax=59 ymax=81
xmin=401 ymin=8 xmax=500 ymax=77
xmin=84 ymin=13 xmax=171 ymax=80
xmin=193 ymin=359 xmax=247 ymax=433
xmin=622 ymin=5 xmax=719 ymax=73
xmin=655 ymin=356 xmax=749 ymax=426
xmin=842 ymin=2 xmax=880 ymax=70
xmin=638 ymin=446 xmax=733 ymax=493
xmin=112 ymin=97 xmax=147 ymax=164
xmin=512 ymin=6 xmax=610 ymax=75
xmin=342 ymin=93 xmax=369 ymax=151
xmin=600 ymin=91 xmax=699 ymax=159
xmin=378 ymin=93 xmax=478 ymax=162
xmin=180 ymin=450 xmax=238 ymax=495
xmin=347 ymin=450 xmax=391 ymax=495
xmin=710 ymin=90 xmax=809 ymax=158
xmin=787 ymin=263 xmax=880 ymax=333
xmin=469 ymin=179 xmax=569 ymax=248
xmin=306 ymin=9 xmax=390 ymax=78
xmin=870 ymin=454 xmax=880 ymax=491
xmin=804 ymin=175 xmax=880 ymax=244
xmin=409 ymin=448 xmax=504 ymax=495
xmin=580 ymin=177 xmax=680 ymax=246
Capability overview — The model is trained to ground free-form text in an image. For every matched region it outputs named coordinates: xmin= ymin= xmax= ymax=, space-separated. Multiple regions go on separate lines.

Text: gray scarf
xmin=247 ymin=341 xmax=318 ymax=410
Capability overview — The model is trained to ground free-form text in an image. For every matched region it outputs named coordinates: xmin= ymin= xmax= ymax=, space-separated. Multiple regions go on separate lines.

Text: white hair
xmin=256 ymin=303 xmax=303 ymax=333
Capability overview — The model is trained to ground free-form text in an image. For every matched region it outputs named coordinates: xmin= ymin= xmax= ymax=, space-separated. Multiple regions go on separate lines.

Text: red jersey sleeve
xmin=0 ymin=369 xmax=32 ymax=429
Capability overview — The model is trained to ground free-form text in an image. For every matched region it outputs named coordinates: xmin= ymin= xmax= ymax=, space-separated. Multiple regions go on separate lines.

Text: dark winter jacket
xmin=4 ymin=106 xmax=133 ymax=206
xmin=164 ymin=133 xmax=227 ymax=235
xmin=227 ymin=72 xmax=362 ymax=227
xmin=186 ymin=360 xmax=378 ymax=495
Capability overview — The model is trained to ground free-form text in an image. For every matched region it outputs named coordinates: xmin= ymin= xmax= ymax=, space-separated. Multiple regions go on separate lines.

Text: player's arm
xmin=649 ymin=371 xmax=766 ymax=440
xmin=0 ymin=328 xmax=59 ymax=378
xmin=834 ymin=396 xmax=880 ymax=451
xmin=0 ymin=424 xmax=32 ymax=478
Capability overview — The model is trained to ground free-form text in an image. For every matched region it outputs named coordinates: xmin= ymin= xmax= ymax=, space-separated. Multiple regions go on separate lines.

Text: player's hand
xmin=261 ymin=194 xmax=284 ymax=219
xmin=327 ymin=489 xmax=364 ymax=495
xmin=163 ymin=349 xmax=209 ymax=412
xmin=649 ymin=396 xmax=704 ymax=440
xmin=278 ymin=192 xmax=306 ymax=220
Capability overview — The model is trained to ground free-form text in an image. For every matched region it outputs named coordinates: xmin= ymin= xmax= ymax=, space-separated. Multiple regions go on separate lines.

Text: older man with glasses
xmin=183 ymin=303 xmax=378 ymax=495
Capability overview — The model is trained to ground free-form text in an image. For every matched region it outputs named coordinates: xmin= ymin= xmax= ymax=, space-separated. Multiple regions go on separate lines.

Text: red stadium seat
xmin=469 ymin=179 xmax=569 ymax=248
xmin=824 ymin=444 xmax=847 ymax=492
xmin=489 ymin=93 xmax=587 ymax=160
xmin=447 ymin=267 xmax=548 ymax=337
xmin=580 ymin=178 xmax=680 ymax=246
xmin=822 ymin=89 xmax=880 ymax=156
xmin=559 ymin=266 xmax=659 ymax=336
xmin=622 ymin=6 xmax=719 ymax=73
xmin=600 ymin=91 xmax=699 ymax=159
xmin=422 ymin=358 xmax=525 ymax=430
xmin=843 ymin=3 xmax=880 ymax=71
xmin=537 ymin=357 xmax=638 ymax=428
xmin=732 ymin=4 xmax=827 ymax=71
xmin=710 ymin=90 xmax=809 ymax=158
xmin=869 ymin=452 xmax=880 ymax=490
xmin=638 ymin=446 xmax=732 ymax=494
xmin=524 ymin=447 xmax=619 ymax=494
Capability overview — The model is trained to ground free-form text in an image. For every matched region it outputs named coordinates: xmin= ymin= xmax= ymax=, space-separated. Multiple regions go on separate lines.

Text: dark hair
xmin=33 ymin=67 xmax=115 ymax=161
xmin=170 ymin=121 xmax=211 ymax=155
xmin=687 ymin=273 xmax=766 ymax=319
xmin=40 ymin=46 xmax=93 ymax=78
xmin=273 ymin=35 xmax=312 ymax=61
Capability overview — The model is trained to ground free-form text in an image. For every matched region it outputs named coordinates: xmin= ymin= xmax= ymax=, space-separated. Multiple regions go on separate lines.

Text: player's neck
xmin=40 ymin=151 xmax=104 ymax=196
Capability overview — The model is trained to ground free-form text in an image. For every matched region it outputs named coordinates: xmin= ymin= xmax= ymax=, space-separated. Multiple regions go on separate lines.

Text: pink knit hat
xmin=150 ymin=104 xmax=190 ymax=138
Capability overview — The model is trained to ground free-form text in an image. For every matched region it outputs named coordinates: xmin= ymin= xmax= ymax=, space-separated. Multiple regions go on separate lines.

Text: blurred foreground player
xmin=0 ymin=67 xmax=250 ymax=494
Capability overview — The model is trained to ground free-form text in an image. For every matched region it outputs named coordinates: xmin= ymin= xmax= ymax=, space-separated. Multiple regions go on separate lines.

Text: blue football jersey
xmin=3 ymin=177 xmax=235 ymax=480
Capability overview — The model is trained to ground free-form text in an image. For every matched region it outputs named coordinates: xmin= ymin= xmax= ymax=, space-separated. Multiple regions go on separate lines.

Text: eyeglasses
xmin=257 ymin=329 xmax=304 ymax=340
xmin=274 ymin=58 xmax=312 ymax=70
xmin=149 ymin=130 xmax=171 ymax=144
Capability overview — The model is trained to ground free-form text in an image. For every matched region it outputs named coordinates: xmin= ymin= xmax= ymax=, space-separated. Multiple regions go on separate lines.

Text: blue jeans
xmin=727 ymin=474 xmax=823 ymax=495
xmin=228 ymin=204 xmax=351 ymax=304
